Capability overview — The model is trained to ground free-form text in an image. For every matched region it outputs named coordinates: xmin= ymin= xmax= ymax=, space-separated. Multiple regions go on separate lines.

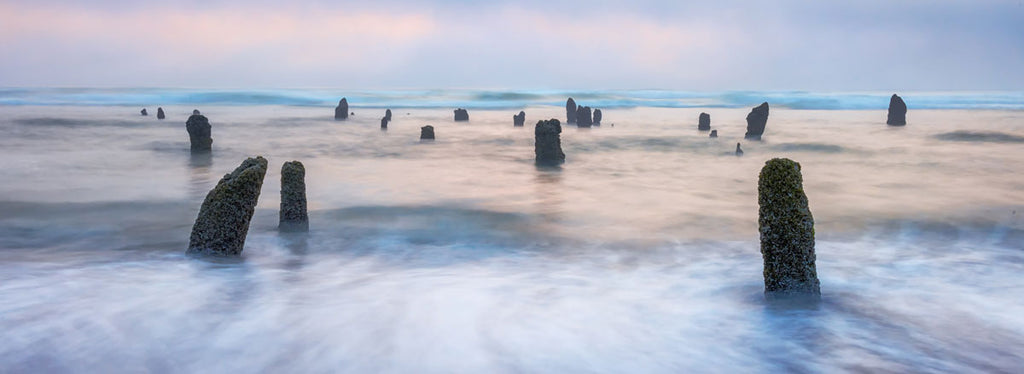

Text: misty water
xmin=1 ymin=92 xmax=1023 ymax=372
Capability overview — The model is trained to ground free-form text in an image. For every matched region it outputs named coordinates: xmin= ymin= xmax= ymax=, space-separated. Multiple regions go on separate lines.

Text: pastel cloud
xmin=0 ymin=0 xmax=1021 ymax=90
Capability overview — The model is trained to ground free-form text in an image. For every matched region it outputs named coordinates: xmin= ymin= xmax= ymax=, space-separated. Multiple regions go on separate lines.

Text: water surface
xmin=1 ymin=96 xmax=1023 ymax=372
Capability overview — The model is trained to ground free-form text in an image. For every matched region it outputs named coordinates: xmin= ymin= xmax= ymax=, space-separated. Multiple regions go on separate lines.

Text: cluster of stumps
xmin=140 ymin=93 xmax=911 ymax=301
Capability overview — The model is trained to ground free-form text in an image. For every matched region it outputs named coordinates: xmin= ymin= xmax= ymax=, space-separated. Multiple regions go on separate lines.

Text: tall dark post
xmin=566 ymin=98 xmax=577 ymax=123
xmin=758 ymin=158 xmax=820 ymax=299
xmin=535 ymin=119 xmax=565 ymax=166
xmin=887 ymin=94 xmax=907 ymax=126
xmin=698 ymin=112 xmax=711 ymax=131
xmin=279 ymin=161 xmax=309 ymax=232
xmin=745 ymin=102 xmax=769 ymax=140
xmin=186 ymin=112 xmax=212 ymax=152
xmin=334 ymin=98 xmax=349 ymax=120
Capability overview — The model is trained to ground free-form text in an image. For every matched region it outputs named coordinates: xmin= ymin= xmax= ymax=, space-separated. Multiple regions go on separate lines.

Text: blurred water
xmin=0 ymin=97 xmax=1023 ymax=373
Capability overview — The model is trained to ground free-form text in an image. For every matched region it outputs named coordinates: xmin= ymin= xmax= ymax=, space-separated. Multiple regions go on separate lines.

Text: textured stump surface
xmin=279 ymin=161 xmax=308 ymax=232
xmin=535 ymin=119 xmax=565 ymax=166
xmin=187 ymin=156 xmax=268 ymax=256
xmin=758 ymin=158 xmax=820 ymax=298
xmin=186 ymin=114 xmax=213 ymax=151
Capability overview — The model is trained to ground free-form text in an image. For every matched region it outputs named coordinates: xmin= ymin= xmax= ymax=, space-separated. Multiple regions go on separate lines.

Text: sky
xmin=1 ymin=0 xmax=1022 ymax=90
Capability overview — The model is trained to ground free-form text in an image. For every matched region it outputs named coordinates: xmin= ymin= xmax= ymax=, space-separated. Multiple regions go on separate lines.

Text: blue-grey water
xmin=1 ymin=89 xmax=1023 ymax=373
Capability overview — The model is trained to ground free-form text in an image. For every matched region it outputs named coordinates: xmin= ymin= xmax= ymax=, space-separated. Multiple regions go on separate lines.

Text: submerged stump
xmin=279 ymin=161 xmax=309 ymax=232
xmin=698 ymin=112 xmax=711 ymax=131
xmin=535 ymin=119 xmax=565 ymax=166
xmin=745 ymin=102 xmax=769 ymax=140
xmin=593 ymin=109 xmax=602 ymax=126
xmin=513 ymin=111 xmax=526 ymax=127
xmin=141 ymin=108 xmax=148 ymax=116
xmin=454 ymin=108 xmax=469 ymax=121
xmin=157 ymin=107 xmax=165 ymax=120
xmin=186 ymin=113 xmax=213 ymax=152
xmin=758 ymin=158 xmax=820 ymax=299
xmin=566 ymin=98 xmax=577 ymax=123
xmin=887 ymin=94 xmax=907 ymax=126
xmin=576 ymin=106 xmax=593 ymax=128
xmin=420 ymin=125 xmax=435 ymax=140
xmin=187 ymin=156 xmax=268 ymax=256
xmin=335 ymin=98 xmax=349 ymax=120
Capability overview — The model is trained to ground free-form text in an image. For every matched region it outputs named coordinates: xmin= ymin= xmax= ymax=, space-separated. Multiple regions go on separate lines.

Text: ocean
xmin=1 ymin=88 xmax=1023 ymax=372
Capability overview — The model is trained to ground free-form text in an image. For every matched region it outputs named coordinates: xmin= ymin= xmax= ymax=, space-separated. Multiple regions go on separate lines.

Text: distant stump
xmin=535 ymin=119 xmax=565 ymax=166
xmin=335 ymin=98 xmax=349 ymax=120
xmin=698 ymin=112 xmax=711 ymax=131
xmin=186 ymin=114 xmax=213 ymax=152
xmin=513 ymin=111 xmax=526 ymax=127
xmin=887 ymin=94 xmax=907 ymax=126
xmin=576 ymin=106 xmax=593 ymax=127
xmin=420 ymin=125 xmax=435 ymax=140
xmin=745 ymin=102 xmax=769 ymax=140
xmin=566 ymin=98 xmax=577 ymax=123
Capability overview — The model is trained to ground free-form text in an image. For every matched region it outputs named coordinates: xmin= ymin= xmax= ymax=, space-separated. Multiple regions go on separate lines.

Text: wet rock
xmin=535 ymin=119 xmax=565 ymax=166
xmin=887 ymin=94 xmax=907 ymax=126
xmin=454 ymin=108 xmax=469 ymax=121
xmin=576 ymin=106 xmax=593 ymax=128
xmin=192 ymin=109 xmax=201 ymax=115
xmin=698 ymin=112 xmax=711 ymax=131
xmin=187 ymin=156 xmax=268 ymax=256
xmin=279 ymin=161 xmax=308 ymax=232
xmin=385 ymin=109 xmax=393 ymax=122
xmin=185 ymin=113 xmax=213 ymax=152
xmin=710 ymin=129 xmax=718 ymax=138
xmin=157 ymin=107 xmax=165 ymax=120
xmin=758 ymin=158 xmax=820 ymax=299
xmin=745 ymin=102 xmax=770 ymax=140
xmin=566 ymin=98 xmax=577 ymax=123
xmin=140 ymin=108 xmax=148 ymax=116
xmin=380 ymin=117 xmax=388 ymax=130
xmin=513 ymin=111 xmax=526 ymax=127
xmin=420 ymin=125 xmax=435 ymax=140
xmin=334 ymin=98 xmax=349 ymax=120
xmin=593 ymin=109 xmax=602 ymax=126
xmin=735 ymin=142 xmax=744 ymax=156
